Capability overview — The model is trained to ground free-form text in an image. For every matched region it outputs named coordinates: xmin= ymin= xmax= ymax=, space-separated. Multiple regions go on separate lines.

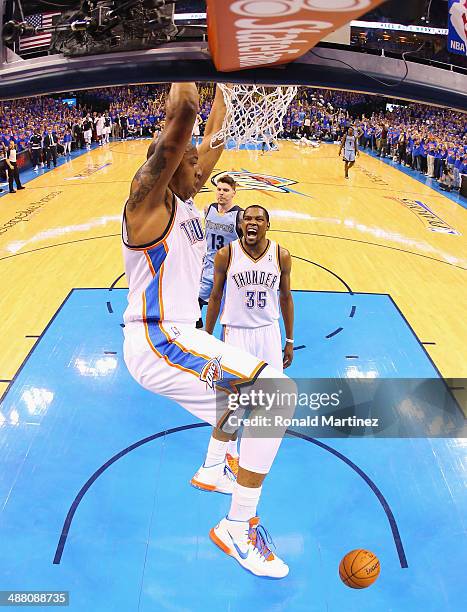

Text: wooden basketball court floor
xmin=0 ymin=139 xmax=466 ymax=611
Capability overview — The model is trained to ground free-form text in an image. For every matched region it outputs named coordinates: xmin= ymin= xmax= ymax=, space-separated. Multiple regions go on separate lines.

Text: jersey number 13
xmin=211 ymin=234 xmax=225 ymax=250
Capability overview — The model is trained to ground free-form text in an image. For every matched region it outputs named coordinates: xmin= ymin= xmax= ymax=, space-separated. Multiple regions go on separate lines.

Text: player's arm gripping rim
xmin=125 ymin=83 xmax=199 ymax=243
xmin=196 ymin=86 xmax=227 ymax=193
xmin=279 ymin=247 xmax=294 ymax=369
xmin=204 ymin=245 xmax=230 ymax=334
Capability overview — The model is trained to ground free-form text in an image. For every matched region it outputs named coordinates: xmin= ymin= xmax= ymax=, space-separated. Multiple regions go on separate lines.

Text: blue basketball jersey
xmin=202 ymin=204 xmax=242 ymax=275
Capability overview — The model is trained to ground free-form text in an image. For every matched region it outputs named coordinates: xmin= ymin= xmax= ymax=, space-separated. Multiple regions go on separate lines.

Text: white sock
xmin=228 ymin=482 xmax=262 ymax=522
xmin=227 ymin=438 xmax=239 ymax=458
xmin=204 ymin=436 xmax=228 ymax=468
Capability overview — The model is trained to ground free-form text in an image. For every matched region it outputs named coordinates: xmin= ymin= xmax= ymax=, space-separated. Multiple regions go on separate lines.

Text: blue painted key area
xmin=0 ymin=289 xmax=465 ymax=611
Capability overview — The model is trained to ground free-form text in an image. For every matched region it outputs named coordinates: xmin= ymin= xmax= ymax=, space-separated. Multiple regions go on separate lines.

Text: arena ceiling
xmin=17 ymin=1 xmax=448 ymax=26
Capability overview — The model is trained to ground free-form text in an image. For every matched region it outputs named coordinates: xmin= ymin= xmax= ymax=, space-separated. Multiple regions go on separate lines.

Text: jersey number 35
xmin=245 ymin=290 xmax=267 ymax=309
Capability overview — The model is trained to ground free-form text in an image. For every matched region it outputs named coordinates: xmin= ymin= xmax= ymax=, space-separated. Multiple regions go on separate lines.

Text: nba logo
xmin=448 ymin=0 xmax=467 ymax=56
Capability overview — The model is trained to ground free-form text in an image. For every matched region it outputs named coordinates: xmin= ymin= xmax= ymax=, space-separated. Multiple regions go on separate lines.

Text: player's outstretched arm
xmin=127 ymin=83 xmax=199 ymax=213
xmin=279 ymin=248 xmax=294 ymax=369
xmin=196 ymin=85 xmax=227 ymax=192
xmin=205 ymin=245 xmax=230 ymax=335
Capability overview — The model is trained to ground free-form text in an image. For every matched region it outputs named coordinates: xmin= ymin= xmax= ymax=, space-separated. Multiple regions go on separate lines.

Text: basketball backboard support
xmin=0 ymin=0 xmax=466 ymax=111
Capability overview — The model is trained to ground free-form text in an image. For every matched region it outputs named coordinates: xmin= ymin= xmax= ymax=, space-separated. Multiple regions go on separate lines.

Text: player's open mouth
xmin=246 ymin=228 xmax=258 ymax=237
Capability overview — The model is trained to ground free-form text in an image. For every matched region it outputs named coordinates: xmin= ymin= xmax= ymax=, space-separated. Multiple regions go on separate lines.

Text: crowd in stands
xmin=279 ymin=88 xmax=375 ymax=140
xmin=0 ymin=96 xmax=80 ymax=153
xmin=1 ymin=84 xmax=466 ymax=193
xmin=282 ymin=91 xmax=467 ymax=192
xmin=354 ymin=105 xmax=467 ymax=191
xmin=0 ymin=84 xmax=217 ymax=154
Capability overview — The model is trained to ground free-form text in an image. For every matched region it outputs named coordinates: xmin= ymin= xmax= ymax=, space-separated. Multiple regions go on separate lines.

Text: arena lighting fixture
xmin=3 ymin=0 xmax=181 ymax=56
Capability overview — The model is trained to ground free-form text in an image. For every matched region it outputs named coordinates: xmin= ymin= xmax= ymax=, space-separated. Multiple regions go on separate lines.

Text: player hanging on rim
xmin=339 ymin=126 xmax=359 ymax=179
xmin=122 ymin=83 xmax=296 ymax=578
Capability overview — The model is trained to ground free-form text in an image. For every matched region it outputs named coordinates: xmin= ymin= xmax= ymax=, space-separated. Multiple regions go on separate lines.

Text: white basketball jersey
xmin=122 ymin=194 xmax=206 ymax=325
xmin=220 ymin=239 xmax=281 ymax=328
xmin=344 ymin=135 xmax=356 ymax=153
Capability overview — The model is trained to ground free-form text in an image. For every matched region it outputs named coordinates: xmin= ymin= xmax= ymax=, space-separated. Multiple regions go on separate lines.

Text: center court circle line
xmin=53 ymin=422 xmax=407 ymax=568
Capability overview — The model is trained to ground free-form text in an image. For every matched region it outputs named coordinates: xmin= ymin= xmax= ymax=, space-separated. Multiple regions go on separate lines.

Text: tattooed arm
xmin=125 ymin=83 xmax=199 ymax=243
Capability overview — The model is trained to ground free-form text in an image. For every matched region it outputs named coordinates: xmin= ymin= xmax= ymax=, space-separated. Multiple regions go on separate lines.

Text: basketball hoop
xmin=210 ymin=84 xmax=298 ymax=150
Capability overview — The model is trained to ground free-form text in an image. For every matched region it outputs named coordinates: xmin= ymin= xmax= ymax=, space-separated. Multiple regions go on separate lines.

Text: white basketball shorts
xmin=223 ymin=321 xmax=283 ymax=372
xmin=123 ymin=319 xmax=287 ymax=427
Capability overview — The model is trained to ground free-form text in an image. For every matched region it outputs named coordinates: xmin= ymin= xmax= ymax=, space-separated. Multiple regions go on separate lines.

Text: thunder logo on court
xmin=210 ymin=171 xmax=305 ymax=194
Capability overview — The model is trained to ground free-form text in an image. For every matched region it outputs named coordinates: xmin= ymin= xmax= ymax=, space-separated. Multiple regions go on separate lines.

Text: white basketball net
xmin=211 ymin=84 xmax=298 ymax=149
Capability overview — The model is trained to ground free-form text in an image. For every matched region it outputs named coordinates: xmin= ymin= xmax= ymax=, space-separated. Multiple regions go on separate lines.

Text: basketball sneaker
xmin=225 ymin=453 xmax=239 ymax=478
xmin=210 ymin=516 xmax=289 ymax=578
xmin=190 ymin=461 xmax=235 ymax=494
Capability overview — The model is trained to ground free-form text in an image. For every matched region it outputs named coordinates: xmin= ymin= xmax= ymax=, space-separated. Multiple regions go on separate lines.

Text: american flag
xmin=19 ymin=13 xmax=61 ymax=52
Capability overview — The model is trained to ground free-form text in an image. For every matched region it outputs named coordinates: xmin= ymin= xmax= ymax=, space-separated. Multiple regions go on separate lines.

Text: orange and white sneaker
xmin=225 ymin=453 xmax=239 ymax=479
xmin=190 ymin=462 xmax=235 ymax=495
xmin=210 ymin=516 xmax=289 ymax=578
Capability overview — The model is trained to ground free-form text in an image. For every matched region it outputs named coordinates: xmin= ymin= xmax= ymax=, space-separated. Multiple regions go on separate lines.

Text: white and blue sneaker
xmin=210 ymin=516 xmax=289 ymax=578
xmin=190 ymin=462 xmax=235 ymax=494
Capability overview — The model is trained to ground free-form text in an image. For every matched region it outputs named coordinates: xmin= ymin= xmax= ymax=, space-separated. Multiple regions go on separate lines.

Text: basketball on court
xmin=339 ymin=549 xmax=381 ymax=589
